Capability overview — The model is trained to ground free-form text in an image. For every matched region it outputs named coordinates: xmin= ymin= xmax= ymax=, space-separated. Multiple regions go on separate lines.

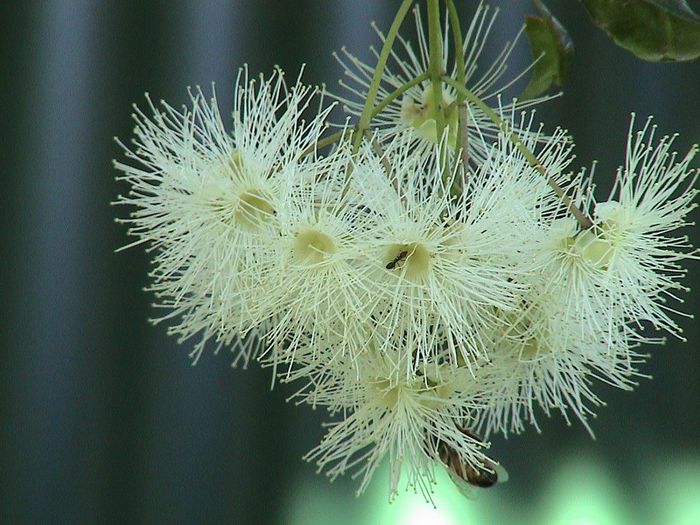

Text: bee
xmin=437 ymin=427 xmax=508 ymax=494
xmin=386 ymin=250 xmax=408 ymax=270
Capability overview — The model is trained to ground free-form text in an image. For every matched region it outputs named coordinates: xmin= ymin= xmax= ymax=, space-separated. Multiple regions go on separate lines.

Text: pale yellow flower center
xmin=235 ymin=189 xmax=276 ymax=231
xmin=520 ymin=337 xmax=548 ymax=359
xmin=573 ymin=229 xmax=614 ymax=269
xmin=373 ymin=378 xmax=400 ymax=409
xmin=385 ymin=242 xmax=432 ymax=280
xmin=293 ymin=228 xmax=336 ymax=264
xmin=372 ymin=376 xmax=450 ymax=410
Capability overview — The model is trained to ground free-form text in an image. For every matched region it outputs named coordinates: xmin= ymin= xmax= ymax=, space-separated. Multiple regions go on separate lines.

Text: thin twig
xmin=442 ymin=75 xmax=593 ymax=229
xmin=365 ymin=130 xmax=393 ymax=179
xmin=458 ymin=105 xmax=470 ymax=173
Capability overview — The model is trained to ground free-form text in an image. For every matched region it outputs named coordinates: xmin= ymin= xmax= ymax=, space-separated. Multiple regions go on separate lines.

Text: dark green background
xmin=1 ymin=1 xmax=698 ymax=523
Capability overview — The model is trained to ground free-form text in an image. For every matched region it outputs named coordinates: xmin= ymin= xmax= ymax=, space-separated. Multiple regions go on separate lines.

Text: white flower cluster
xmin=114 ymin=5 xmax=698 ymax=503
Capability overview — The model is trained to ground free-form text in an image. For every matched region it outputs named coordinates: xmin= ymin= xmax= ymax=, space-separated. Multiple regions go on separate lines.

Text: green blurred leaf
xmin=580 ymin=0 xmax=700 ymax=61
xmin=522 ymin=1 xmax=574 ymax=100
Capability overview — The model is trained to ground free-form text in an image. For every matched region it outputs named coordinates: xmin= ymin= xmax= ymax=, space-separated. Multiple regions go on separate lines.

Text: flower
xmin=592 ymin=116 xmax=698 ymax=338
xmin=475 ymin=289 xmax=645 ymax=437
xmin=300 ymin=335 xmax=496 ymax=501
xmin=253 ymin=142 xmax=380 ymax=368
xmin=535 ymin=116 xmax=698 ymax=355
xmin=114 ymin=68 xmax=332 ymax=366
xmin=332 ymin=3 xmax=556 ymax=163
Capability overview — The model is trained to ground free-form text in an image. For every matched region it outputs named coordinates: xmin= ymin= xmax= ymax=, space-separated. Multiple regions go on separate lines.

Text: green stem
xmin=458 ymin=105 xmax=470 ymax=175
xmin=372 ymin=72 xmax=430 ymax=118
xmin=446 ymin=0 xmax=468 ymax=174
xmin=351 ymin=0 xmax=414 ymax=154
xmin=427 ymin=0 xmax=445 ymax=138
xmin=442 ymin=75 xmax=593 ymax=229
xmin=445 ymin=0 xmax=465 ymax=97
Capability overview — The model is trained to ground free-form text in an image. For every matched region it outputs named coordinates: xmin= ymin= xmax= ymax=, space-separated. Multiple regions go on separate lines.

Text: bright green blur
xmin=648 ymin=459 xmax=700 ymax=525
xmin=284 ymin=456 xmax=700 ymax=525
xmin=536 ymin=457 xmax=633 ymax=525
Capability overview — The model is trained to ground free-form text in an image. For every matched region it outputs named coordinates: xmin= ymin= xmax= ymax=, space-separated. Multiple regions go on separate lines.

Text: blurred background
xmin=1 ymin=1 xmax=699 ymax=523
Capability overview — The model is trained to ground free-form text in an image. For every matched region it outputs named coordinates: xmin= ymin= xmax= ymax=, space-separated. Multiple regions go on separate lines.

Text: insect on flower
xmin=385 ymin=249 xmax=409 ymax=270
xmin=437 ymin=427 xmax=508 ymax=494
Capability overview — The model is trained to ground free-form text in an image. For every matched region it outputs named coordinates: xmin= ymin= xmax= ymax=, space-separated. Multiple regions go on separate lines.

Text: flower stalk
xmin=351 ymin=0 xmax=414 ymax=153
xmin=427 ymin=0 xmax=446 ymax=139
xmin=446 ymin=0 xmax=468 ymax=173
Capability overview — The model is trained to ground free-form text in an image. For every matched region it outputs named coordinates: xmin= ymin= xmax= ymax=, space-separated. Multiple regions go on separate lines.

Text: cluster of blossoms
xmin=114 ymin=3 xmax=698 ymax=503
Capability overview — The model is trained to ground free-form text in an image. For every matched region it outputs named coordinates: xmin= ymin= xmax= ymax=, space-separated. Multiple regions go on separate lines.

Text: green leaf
xmin=522 ymin=1 xmax=574 ymax=100
xmin=580 ymin=0 xmax=700 ymax=61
